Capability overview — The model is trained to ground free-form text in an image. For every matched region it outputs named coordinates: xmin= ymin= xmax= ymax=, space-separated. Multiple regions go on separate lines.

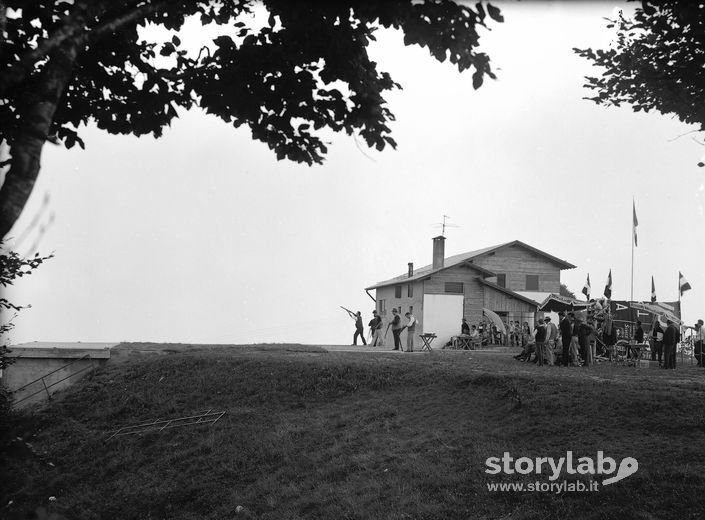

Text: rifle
xmin=339 ymin=305 xmax=356 ymax=320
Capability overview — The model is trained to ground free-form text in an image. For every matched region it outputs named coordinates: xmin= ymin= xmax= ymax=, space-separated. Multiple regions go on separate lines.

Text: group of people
xmin=515 ymin=310 xmax=687 ymax=368
xmin=346 ymin=305 xmax=705 ymax=368
xmin=633 ymin=318 xmax=680 ymax=368
xmin=459 ymin=318 xmax=508 ymax=346
xmin=506 ymin=320 xmax=547 ymax=348
xmin=347 ymin=308 xmax=418 ymax=351
xmin=513 ymin=315 xmax=561 ymax=366
xmin=690 ymin=318 xmax=705 ymax=368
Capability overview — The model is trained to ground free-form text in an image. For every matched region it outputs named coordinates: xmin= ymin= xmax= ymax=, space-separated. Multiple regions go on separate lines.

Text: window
xmin=497 ymin=274 xmax=506 ymax=288
xmin=444 ymin=282 xmax=464 ymax=294
xmin=379 ymin=299 xmax=387 ymax=315
xmin=408 ymin=284 xmax=413 ymax=298
xmin=395 ymin=285 xmax=402 ymax=298
xmin=526 ymin=275 xmax=539 ymax=291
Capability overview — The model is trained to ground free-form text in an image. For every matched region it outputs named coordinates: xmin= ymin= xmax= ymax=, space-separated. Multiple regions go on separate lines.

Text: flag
xmin=604 ymin=269 xmax=612 ymax=299
xmin=679 ymin=272 xmax=692 ymax=296
xmin=582 ymin=274 xmax=591 ymax=300
xmin=651 ymin=276 xmax=656 ymax=303
xmin=632 ymin=200 xmax=638 ymax=247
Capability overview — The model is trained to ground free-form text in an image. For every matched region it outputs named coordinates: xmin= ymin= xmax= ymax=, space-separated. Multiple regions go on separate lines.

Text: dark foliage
xmin=0 ymin=1 xmax=501 ymax=161
xmin=0 ymin=242 xmax=52 ymax=428
xmin=0 ymin=1 xmax=502 ymax=237
xmin=575 ymin=2 xmax=705 ymax=128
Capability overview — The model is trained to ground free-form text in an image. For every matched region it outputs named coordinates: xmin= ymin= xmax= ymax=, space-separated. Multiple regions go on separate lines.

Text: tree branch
xmin=84 ymin=0 xmax=171 ymax=45
xmin=0 ymin=6 xmax=89 ymax=96
xmin=0 ymin=1 xmax=168 ymax=97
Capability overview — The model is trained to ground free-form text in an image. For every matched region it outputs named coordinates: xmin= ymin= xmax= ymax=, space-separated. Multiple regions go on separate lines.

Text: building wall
xmin=371 ymin=244 xmax=566 ymax=341
xmin=483 ymin=289 xmax=536 ymax=313
xmin=375 ymin=280 xmax=424 ymax=329
xmin=483 ymin=288 xmax=537 ymax=326
xmin=472 ymin=244 xmax=562 ymax=293
xmin=2 ymin=348 xmax=110 ymax=408
xmin=422 ymin=264 xmax=486 ymax=333
xmin=420 ymin=263 xmax=539 ymax=331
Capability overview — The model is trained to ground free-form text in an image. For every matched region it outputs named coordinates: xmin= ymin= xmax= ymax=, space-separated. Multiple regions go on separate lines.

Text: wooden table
xmin=451 ymin=335 xmax=473 ymax=350
xmin=419 ymin=333 xmax=437 ymax=351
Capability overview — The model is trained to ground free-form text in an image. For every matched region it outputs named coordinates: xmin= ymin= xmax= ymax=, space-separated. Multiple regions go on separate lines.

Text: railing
xmin=13 ymin=354 xmax=95 ymax=405
xmin=107 ymin=409 xmax=226 ymax=440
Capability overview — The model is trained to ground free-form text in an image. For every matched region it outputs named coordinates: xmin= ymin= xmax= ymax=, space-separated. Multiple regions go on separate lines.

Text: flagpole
xmin=631 ymin=199 xmax=635 ymax=305
xmin=631 ymin=198 xmax=636 ymax=328
xmin=630 ymin=234 xmax=634 ymax=304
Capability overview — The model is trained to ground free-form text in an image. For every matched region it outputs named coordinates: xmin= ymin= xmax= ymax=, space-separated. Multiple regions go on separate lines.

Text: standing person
xmin=508 ymin=320 xmax=516 ymax=346
xmin=584 ymin=318 xmax=597 ymax=366
xmin=569 ymin=312 xmax=581 ymax=366
xmin=694 ymin=319 xmax=705 ymax=367
xmin=577 ymin=314 xmax=592 ymax=366
xmin=559 ymin=311 xmax=572 ymax=366
xmin=625 ymin=320 xmax=641 ymax=359
xmin=369 ymin=310 xmax=383 ymax=347
xmin=352 ymin=311 xmax=367 ymax=346
xmin=386 ymin=308 xmax=403 ymax=351
xmin=461 ymin=318 xmax=470 ymax=336
xmin=603 ymin=312 xmax=616 ymax=360
xmin=544 ymin=316 xmax=558 ymax=366
xmin=632 ymin=320 xmax=644 ymax=359
xmin=534 ymin=317 xmax=547 ymax=366
xmin=651 ymin=319 xmax=664 ymax=365
xmin=522 ymin=321 xmax=531 ymax=348
xmin=402 ymin=311 xmax=417 ymax=352
xmin=573 ymin=312 xmax=588 ymax=363
xmin=663 ymin=319 xmax=680 ymax=369
xmin=634 ymin=320 xmax=645 ymax=343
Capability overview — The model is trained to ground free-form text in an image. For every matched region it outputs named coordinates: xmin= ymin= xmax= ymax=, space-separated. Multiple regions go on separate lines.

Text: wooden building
xmin=365 ymin=237 xmax=576 ymax=346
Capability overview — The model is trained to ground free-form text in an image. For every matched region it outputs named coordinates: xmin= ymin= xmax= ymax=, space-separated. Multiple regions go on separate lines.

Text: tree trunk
xmin=0 ymin=43 xmax=78 ymax=240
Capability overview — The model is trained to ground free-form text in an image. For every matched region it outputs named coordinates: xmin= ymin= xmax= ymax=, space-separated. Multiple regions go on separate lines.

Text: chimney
xmin=432 ymin=236 xmax=445 ymax=270
xmin=408 ymin=262 xmax=414 ymax=278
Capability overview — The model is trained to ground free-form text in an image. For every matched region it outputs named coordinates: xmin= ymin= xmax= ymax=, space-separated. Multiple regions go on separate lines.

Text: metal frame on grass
xmin=107 ymin=409 xmax=226 ymax=440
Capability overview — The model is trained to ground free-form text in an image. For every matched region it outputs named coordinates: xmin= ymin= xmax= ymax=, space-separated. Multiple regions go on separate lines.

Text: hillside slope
xmin=2 ymin=344 xmax=705 ymax=520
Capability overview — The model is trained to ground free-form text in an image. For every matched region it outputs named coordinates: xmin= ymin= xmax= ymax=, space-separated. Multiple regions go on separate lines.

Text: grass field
xmin=2 ymin=343 xmax=705 ymax=520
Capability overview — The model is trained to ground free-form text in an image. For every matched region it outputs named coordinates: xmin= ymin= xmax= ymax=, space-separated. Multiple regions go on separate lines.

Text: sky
xmin=4 ymin=1 xmax=705 ymax=346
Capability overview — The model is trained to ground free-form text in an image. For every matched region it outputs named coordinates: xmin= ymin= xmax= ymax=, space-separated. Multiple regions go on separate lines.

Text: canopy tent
xmin=482 ymin=308 xmax=507 ymax=335
xmin=538 ymin=294 xmax=590 ymax=313
xmin=630 ymin=302 xmax=683 ymax=326
xmin=538 ymin=296 xmax=684 ymax=326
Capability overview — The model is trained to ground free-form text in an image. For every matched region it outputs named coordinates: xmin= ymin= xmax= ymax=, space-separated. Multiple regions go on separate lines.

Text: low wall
xmin=2 ymin=344 xmax=113 ymax=407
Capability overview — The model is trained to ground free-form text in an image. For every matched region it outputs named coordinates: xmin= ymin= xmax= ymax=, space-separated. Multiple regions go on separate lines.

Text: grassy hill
xmin=2 ymin=343 xmax=705 ymax=520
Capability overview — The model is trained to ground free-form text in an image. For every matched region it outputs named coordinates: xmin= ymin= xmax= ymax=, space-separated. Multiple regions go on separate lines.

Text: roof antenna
xmin=432 ymin=215 xmax=459 ymax=237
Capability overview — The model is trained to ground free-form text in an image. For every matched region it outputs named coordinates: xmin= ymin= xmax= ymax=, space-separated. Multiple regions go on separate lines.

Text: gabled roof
xmin=477 ymin=279 xmax=541 ymax=307
xmin=365 ymin=240 xmax=576 ymax=290
xmin=365 ymin=259 xmax=494 ymax=290
xmin=476 ymin=240 xmax=576 ymax=270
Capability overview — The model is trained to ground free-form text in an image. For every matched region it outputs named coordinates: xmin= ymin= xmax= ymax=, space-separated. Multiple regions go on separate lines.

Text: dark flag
xmin=582 ymin=274 xmax=591 ymax=300
xmin=632 ymin=201 xmax=638 ymax=247
xmin=604 ymin=269 xmax=612 ymax=299
xmin=651 ymin=276 xmax=656 ymax=303
xmin=679 ymin=272 xmax=692 ymax=297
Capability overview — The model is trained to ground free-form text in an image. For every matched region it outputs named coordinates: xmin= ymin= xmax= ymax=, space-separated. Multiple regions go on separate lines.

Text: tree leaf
xmin=487 ymin=4 xmax=504 ymax=23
